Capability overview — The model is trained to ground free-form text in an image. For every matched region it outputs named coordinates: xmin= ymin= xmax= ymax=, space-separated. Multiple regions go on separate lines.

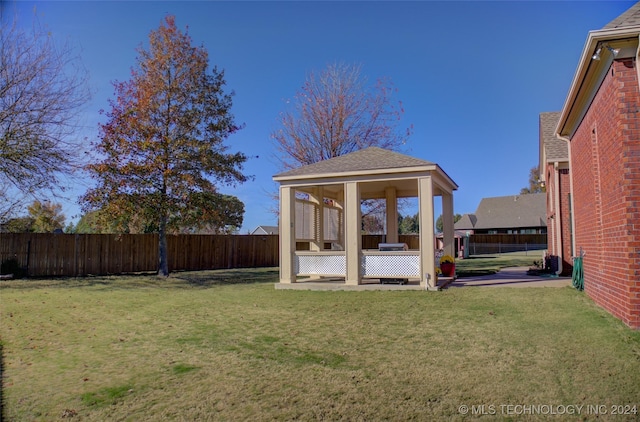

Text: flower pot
xmin=440 ymin=262 xmax=455 ymax=277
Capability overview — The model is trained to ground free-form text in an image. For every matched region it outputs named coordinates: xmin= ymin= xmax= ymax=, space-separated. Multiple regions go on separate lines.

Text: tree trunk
xmin=158 ymin=214 xmax=169 ymax=277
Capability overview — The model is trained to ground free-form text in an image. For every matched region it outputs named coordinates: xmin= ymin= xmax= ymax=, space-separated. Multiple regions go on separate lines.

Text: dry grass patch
xmin=1 ymin=267 xmax=639 ymax=421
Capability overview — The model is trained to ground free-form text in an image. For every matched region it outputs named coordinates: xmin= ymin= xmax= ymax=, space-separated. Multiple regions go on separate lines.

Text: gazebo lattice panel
xmin=361 ymin=253 xmax=421 ymax=277
xmin=295 ymin=254 xmax=346 ymax=275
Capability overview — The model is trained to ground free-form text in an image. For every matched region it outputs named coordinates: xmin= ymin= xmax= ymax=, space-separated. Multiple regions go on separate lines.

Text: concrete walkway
xmin=274 ymin=267 xmax=572 ymax=291
xmin=447 ymin=266 xmax=572 ymax=288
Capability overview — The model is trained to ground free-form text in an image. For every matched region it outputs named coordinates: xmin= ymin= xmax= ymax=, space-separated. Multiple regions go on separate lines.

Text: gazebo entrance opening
xmin=292 ymin=183 xmax=424 ymax=284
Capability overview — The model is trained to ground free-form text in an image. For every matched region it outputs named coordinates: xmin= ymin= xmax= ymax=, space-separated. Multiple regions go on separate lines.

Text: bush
xmin=0 ymin=259 xmax=25 ymax=279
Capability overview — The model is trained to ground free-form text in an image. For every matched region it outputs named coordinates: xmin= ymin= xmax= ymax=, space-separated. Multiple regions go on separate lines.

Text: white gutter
xmin=557 ymin=134 xmax=577 ymax=261
xmin=556 ymin=26 xmax=640 ymax=138
xmin=637 ymin=34 xmax=640 ymax=100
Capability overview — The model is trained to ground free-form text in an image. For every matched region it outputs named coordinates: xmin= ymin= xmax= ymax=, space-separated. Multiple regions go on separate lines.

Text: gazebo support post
xmin=345 ymin=181 xmax=361 ymax=285
xmin=442 ymin=192 xmax=455 ymax=260
xmin=385 ymin=186 xmax=399 ymax=244
xmin=418 ymin=177 xmax=437 ymax=290
xmin=279 ymin=185 xmax=296 ymax=284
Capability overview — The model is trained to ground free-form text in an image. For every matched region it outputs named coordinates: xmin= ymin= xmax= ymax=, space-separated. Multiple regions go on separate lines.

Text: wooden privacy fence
xmin=362 ymin=234 xmax=547 ymax=255
xmin=0 ymin=233 xmax=279 ymax=277
xmin=1 ymin=232 xmax=547 ymax=277
xmin=468 ymin=234 xmax=547 ymax=255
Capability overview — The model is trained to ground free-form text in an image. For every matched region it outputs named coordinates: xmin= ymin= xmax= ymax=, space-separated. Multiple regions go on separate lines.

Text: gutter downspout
xmin=553 ymin=162 xmax=563 ymax=275
xmin=636 ymin=35 xmax=640 ymax=108
xmin=557 ymin=134 xmax=577 ymax=263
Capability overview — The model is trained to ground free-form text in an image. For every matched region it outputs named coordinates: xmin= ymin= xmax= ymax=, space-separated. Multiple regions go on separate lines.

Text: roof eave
xmin=273 ymin=164 xmax=459 ymax=191
xmin=273 ymin=165 xmax=436 ymax=182
xmin=556 ymin=27 xmax=640 ymax=139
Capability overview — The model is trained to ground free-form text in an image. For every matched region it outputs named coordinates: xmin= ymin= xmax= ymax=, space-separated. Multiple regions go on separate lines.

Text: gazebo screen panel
xmin=323 ymin=206 xmax=343 ymax=242
xmin=295 ymin=199 xmax=316 ymax=241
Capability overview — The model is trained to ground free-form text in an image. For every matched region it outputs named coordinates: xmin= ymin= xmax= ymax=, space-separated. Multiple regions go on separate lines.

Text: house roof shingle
xmin=454 ymin=214 xmax=477 ymax=231
xmin=604 ymin=2 xmax=640 ymax=29
xmin=540 ymin=112 xmax=568 ymax=162
xmin=273 ymin=147 xmax=435 ymax=179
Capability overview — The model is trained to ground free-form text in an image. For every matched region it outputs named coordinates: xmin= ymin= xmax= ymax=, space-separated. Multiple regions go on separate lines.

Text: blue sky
xmin=9 ymin=0 xmax=637 ymax=232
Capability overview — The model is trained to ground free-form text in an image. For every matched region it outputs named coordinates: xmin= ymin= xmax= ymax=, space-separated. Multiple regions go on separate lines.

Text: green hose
xmin=572 ymin=256 xmax=584 ymax=291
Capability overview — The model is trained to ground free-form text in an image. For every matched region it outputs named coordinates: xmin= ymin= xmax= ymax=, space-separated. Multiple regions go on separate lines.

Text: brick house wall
xmin=545 ymin=163 xmax=557 ymax=261
xmin=545 ymin=164 xmax=573 ymax=276
xmin=570 ymin=58 xmax=640 ymax=329
xmin=558 ymin=168 xmax=573 ymax=275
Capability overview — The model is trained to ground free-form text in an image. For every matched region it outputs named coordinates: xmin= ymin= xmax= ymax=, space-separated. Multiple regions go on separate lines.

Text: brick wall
xmin=570 ymin=58 xmax=640 ymax=329
xmin=545 ymin=163 xmax=556 ymax=257
xmin=545 ymin=164 xmax=573 ymax=276
xmin=559 ymin=168 xmax=573 ymax=275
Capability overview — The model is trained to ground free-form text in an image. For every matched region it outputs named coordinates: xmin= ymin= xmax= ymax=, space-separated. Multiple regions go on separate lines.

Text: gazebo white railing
xmin=294 ymin=250 xmax=421 ymax=280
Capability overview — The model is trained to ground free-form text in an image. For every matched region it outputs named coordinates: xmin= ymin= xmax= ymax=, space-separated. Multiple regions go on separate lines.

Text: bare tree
xmin=272 ymin=62 xmax=411 ymax=170
xmin=270 ymin=62 xmax=412 ymax=221
xmin=0 ymin=9 xmax=90 ymax=219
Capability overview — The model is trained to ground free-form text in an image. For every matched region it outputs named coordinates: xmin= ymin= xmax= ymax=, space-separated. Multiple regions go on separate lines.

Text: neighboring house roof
xmin=274 ymin=147 xmax=439 ymax=179
xmin=456 ymin=193 xmax=546 ymax=230
xmin=251 ymin=225 xmax=278 ymax=235
xmin=454 ymin=214 xmax=477 ymax=231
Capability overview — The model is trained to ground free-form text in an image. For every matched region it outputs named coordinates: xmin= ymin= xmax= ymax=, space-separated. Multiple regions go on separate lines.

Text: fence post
xmin=74 ymin=234 xmax=78 ymax=277
xmin=26 ymin=239 xmax=31 ymax=276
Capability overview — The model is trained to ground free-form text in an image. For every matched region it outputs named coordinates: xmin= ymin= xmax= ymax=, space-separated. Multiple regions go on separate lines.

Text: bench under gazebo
xmin=273 ymin=147 xmax=458 ymax=290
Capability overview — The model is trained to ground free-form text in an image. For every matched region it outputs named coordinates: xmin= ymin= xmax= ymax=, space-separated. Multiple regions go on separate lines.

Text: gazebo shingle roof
xmin=273 ymin=147 xmax=435 ymax=178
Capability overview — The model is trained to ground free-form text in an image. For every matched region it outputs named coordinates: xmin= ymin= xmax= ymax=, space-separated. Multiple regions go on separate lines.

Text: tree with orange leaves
xmin=82 ymin=16 xmax=247 ymax=276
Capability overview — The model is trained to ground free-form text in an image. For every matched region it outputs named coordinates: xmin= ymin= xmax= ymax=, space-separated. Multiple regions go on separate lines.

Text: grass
xmin=456 ymin=251 xmax=544 ymax=277
xmin=1 ymin=265 xmax=639 ymax=421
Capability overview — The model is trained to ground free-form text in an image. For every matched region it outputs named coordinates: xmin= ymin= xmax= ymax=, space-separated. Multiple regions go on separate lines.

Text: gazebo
xmin=273 ymin=147 xmax=458 ymax=290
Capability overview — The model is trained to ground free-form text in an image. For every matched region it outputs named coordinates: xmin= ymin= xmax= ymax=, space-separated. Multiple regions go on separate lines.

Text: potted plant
xmin=439 ymin=255 xmax=455 ymax=277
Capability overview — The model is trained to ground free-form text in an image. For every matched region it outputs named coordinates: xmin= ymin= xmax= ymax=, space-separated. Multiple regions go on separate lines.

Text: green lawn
xmin=456 ymin=251 xmax=545 ymax=277
xmin=1 ymin=267 xmax=639 ymax=421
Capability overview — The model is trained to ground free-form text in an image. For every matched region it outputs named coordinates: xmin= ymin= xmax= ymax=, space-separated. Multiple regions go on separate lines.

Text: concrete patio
xmin=274 ymin=267 xmax=571 ymax=291
xmin=447 ymin=267 xmax=572 ymax=288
